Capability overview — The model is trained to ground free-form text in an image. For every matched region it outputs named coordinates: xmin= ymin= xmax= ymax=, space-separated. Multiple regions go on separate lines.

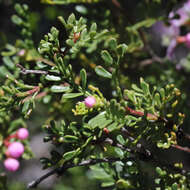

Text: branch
xmin=111 ymin=1 xmax=164 ymax=65
xmin=172 ymin=144 xmax=190 ymax=154
xmin=16 ymin=64 xmax=48 ymax=75
xmin=137 ymin=29 xmax=164 ymax=64
xmin=125 ymin=106 xmax=168 ymax=122
xmin=28 ymin=136 xmax=189 ymax=189
xmin=104 ymin=137 xmax=186 ymax=174
xmin=35 ymin=57 xmax=55 ymax=67
xmin=27 ymin=157 xmax=127 ymax=189
xmin=112 ymin=0 xmax=122 ymax=10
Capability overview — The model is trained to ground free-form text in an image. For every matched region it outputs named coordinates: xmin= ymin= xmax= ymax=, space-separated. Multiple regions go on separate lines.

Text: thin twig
xmin=16 ymin=64 xmax=48 ymax=75
xmin=35 ymin=57 xmax=56 ymax=67
xmin=172 ymin=144 xmax=190 ymax=154
xmin=112 ymin=0 xmax=122 ymax=10
xmin=137 ymin=29 xmax=164 ymax=64
xmin=184 ymin=133 xmax=190 ymax=141
xmin=27 ymin=157 xmax=126 ymax=189
xmin=27 ymin=168 xmax=58 ymax=189
xmin=28 ymin=139 xmax=188 ymax=189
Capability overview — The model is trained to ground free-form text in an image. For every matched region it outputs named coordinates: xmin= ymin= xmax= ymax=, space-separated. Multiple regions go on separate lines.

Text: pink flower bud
xmin=84 ymin=96 xmax=96 ymax=108
xmin=18 ymin=49 xmax=25 ymax=56
xmin=185 ymin=33 xmax=190 ymax=48
xmin=8 ymin=142 xmax=24 ymax=158
xmin=17 ymin=128 xmax=29 ymax=140
xmin=4 ymin=158 xmax=20 ymax=172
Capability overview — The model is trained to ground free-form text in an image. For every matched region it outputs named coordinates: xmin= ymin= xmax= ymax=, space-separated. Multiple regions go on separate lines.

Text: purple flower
xmin=151 ymin=1 xmax=190 ymax=59
xmin=169 ymin=0 xmax=190 ymax=27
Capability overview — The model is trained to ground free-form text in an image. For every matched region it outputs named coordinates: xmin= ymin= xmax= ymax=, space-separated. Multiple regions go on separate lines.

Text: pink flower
xmin=17 ymin=128 xmax=29 ymax=140
xmin=18 ymin=49 xmax=25 ymax=56
xmin=84 ymin=96 xmax=96 ymax=108
xmin=4 ymin=158 xmax=20 ymax=172
xmin=8 ymin=142 xmax=24 ymax=158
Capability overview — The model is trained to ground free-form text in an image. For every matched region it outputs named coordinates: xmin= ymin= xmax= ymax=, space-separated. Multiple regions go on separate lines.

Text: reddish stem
xmin=22 ymin=91 xmax=47 ymax=103
xmin=3 ymin=133 xmax=17 ymax=147
xmin=73 ymin=32 xmax=80 ymax=43
xmin=125 ymin=106 xmax=158 ymax=120
xmin=26 ymin=86 xmax=40 ymax=95
xmin=172 ymin=144 xmax=190 ymax=154
xmin=177 ymin=36 xmax=186 ymax=44
xmin=103 ymin=128 xmax=110 ymax=134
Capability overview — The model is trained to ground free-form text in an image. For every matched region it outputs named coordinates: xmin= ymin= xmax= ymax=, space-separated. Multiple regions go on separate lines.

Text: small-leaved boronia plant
xmin=2 ymin=0 xmax=190 ymax=189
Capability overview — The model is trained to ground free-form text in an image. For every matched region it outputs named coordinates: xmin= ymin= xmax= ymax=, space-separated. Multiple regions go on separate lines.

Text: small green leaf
xmin=81 ymin=28 xmax=87 ymax=39
xmin=126 ymin=18 xmax=157 ymax=31
xmin=64 ymin=135 xmax=78 ymax=143
xmin=45 ymin=75 xmax=61 ymax=81
xmin=90 ymin=23 xmax=97 ymax=31
xmin=22 ymin=101 xmax=30 ymax=113
xmin=101 ymin=50 xmax=113 ymax=65
xmin=160 ymin=88 xmax=165 ymax=100
xmin=101 ymin=182 xmax=115 ymax=187
xmin=50 ymin=85 xmax=71 ymax=93
xmin=108 ymin=38 xmax=117 ymax=50
xmin=154 ymin=93 xmax=161 ymax=107
xmin=107 ymin=122 xmax=118 ymax=131
xmin=81 ymin=136 xmax=93 ymax=149
xmin=131 ymin=84 xmax=143 ymax=93
xmin=80 ymin=69 xmax=87 ymax=89
xmin=8 ymin=118 xmax=25 ymax=133
xmin=43 ymin=95 xmax=52 ymax=104
xmin=66 ymin=39 xmax=75 ymax=46
xmin=90 ymin=165 xmax=113 ymax=180
xmin=114 ymin=147 xmax=124 ymax=158
xmin=171 ymin=183 xmax=178 ymax=190
xmin=155 ymin=167 xmax=167 ymax=176
xmin=154 ymin=178 xmax=161 ymax=185
xmin=62 ymin=92 xmax=83 ymax=99
xmin=89 ymin=115 xmax=113 ymax=129
xmin=58 ymin=16 xmax=67 ymax=27
xmin=116 ymin=135 xmax=125 ymax=145
xmin=117 ymin=44 xmax=128 ymax=57
xmin=124 ymin=90 xmax=137 ymax=104
xmin=67 ymin=13 xmax=75 ymax=24
xmin=63 ymin=150 xmax=76 ymax=161
xmin=75 ymin=5 xmax=88 ymax=15
xmin=3 ymin=57 xmax=15 ymax=70
xmin=15 ymin=4 xmax=24 ymax=16
xmin=11 ymin=15 xmax=23 ymax=25
xmin=140 ymin=78 xmax=150 ymax=96
xmin=95 ymin=66 xmax=112 ymax=79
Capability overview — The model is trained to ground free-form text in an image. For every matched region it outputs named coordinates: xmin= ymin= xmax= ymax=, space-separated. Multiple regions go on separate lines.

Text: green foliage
xmin=1 ymin=0 xmax=190 ymax=190
xmin=41 ymin=0 xmax=101 ymax=4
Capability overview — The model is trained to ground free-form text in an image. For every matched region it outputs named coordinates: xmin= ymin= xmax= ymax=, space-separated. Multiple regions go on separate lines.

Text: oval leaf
xmin=62 ymin=92 xmax=83 ymax=99
xmin=80 ymin=69 xmax=87 ymax=89
xmin=101 ymin=50 xmax=113 ymax=65
xmin=50 ymin=85 xmax=71 ymax=93
xmin=45 ymin=75 xmax=61 ymax=81
xmin=63 ymin=150 xmax=76 ymax=161
xmin=95 ymin=66 xmax=112 ymax=79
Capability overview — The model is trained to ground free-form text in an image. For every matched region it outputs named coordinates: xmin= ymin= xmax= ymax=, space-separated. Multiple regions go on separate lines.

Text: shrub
xmin=1 ymin=0 xmax=190 ymax=189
